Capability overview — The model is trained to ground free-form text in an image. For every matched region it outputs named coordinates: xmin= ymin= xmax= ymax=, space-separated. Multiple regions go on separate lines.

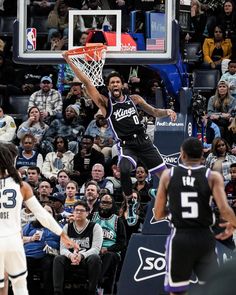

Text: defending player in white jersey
xmin=0 ymin=142 xmax=78 ymax=295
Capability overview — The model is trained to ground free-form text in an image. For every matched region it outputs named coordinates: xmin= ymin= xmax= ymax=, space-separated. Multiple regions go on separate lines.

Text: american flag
xmin=146 ymin=38 xmax=165 ymax=51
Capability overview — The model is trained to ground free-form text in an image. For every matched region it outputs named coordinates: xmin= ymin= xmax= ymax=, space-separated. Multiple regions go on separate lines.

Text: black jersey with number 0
xmin=167 ymin=164 xmax=215 ymax=229
xmin=107 ymin=94 xmax=145 ymax=140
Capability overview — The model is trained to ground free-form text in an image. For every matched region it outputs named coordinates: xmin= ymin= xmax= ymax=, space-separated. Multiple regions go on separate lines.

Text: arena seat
xmin=192 ymin=69 xmax=220 ymax=92
xmin=8 ymin=95 xmax=29 ymax=122
xmin=0 ymin=17 xmax=16 ymax=37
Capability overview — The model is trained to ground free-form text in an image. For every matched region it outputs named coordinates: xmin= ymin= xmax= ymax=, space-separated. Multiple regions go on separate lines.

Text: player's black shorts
xmin=117 ymin=132 xmax=165 ymax=174
xmin=164 ymin=227 xmax=218 ymax=293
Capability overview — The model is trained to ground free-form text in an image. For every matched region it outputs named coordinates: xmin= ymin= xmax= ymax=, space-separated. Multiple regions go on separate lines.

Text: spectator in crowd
xmin=41 ymin=136 xmax=74 ymax=182
xmin=31 ymin=0 xmax=55 ymax=16
xmin=28 ymin=76 xmax=62 ymax=123
xmin=23 ymin=204 xmax=60 ymax=295
xmin=143 ymin=79 xmax=160 ymax=107
xmin=15 ymin=134 xmax=43 ymax=178
xmin=73 ymin=30 xmax=89 ymax=47
xmin=220 ymin=60 xmax=236 ymax=98
xmin=225 ymin=162 xmax=236 ymax=197
xmin=38 ymin=180 xmax=52 ymax=204
xmin=49 ymin=192 xmax=70 ymax=224
xmin=26 ymin=166 xmax=41 ymax=196
xmin=63 ymin=78 xmax=96 ymax=127
xmin=47 ymin=0 xmax=69 ymax=42
xmin=71 ymin=135 xmax=105 ymax=186
xmin=42 ymin=104 xmax=84 ymax=154
xmin=185 ymin=0 xmax=207 ymax=44
xmin=205 ymin=137 xmax=236 ymax=182
xmin=202 ymin=25 xmax=232 ymax=70
xmin=20 ymin=203 xmax=36 ymax=229
xmin=52 ymin=169 xmax=70 ymax=194
xmin=44 ymin=31 xmax=68 ymax=51
xmin=218 ymin=0 xmax=236 ymax=57
xmin=84 ymin=180 xmax=101 ymax=219
xmin=132 ymin=165 xmax=152 ymax=204
xmin=92 ymin=193 xmax=126 ymax=294
xmin=64 ymin=180 xmax=80 ymax=214
xmin=53 ymin=200 xmax=103 ymax=295
xmin=207 ymin=80 xmax=236 ymax=142
xmin=17 ymin=106 xmax=49 ymax=145
xmin=80 ymin=163 xmax=114 ymax=195
xmin=0 ymin=105 xmax=16 ymax=142
xmin=119 ymin=190 xmax=145 ymax=242
xmin=199 ymin=113 xmax=221 ymax=156
xmin=228 ymin=114 xmax=236 ymax=152
xmin=85 ymin=111 xmax=114 ymax=162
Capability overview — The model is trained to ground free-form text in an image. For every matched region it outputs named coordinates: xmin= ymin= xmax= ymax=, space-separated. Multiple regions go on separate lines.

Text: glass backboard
xmin=13 ymin=0 xmax=178 ymax=65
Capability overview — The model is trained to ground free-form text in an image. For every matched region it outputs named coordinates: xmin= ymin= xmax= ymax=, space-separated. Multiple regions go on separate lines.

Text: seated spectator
xmin=44 ymin=31 xmax=68 ymax=51
xmin=49 ymin=192 xmax=70 ymax=224
xmin=23 ymin=204 xmax=60 ymax=295
xmin=41 ymin=136 xmax=74 ymax=182
xmin=47 ymin=0 xmax=69 ymax=42
xmin=31 ymin=0 xmax=55 ymax=16
xmin=228 ymin=115 xmax=236 ymax=153
xmin=198 ymin=113 xmax=221 ymax=156
xmin=85 ymin=111 xmax=114 ymax=162
xmin=71 ymin=135 xmax=105 ymax=186
xmin=41 ymin=104 xmax=84 ymax=155
xmin=26 ymin=166 xmax=41 ymax=196
xmin=80 ymin=163 xmax=114 ymax=195
xmin=119 ymin=190 xmax=145 ymax=243
xmin=185 ymin=0 xmax=207 ymax=44
xmin=205 ymin=137 xmax=236 ymax=182
xmin=17 ymin=106 xmax=49 ymax=145
xmin=38 ymin=180 xmax=52 ymax=204
xmin=84 ymin=180 xmax=101 ymax=219
xmin=202 ymin=25 xmax=232 ymax=71
xmin=0 ymin=105 xmax=16 ymax=142
xmin=73 ymin=30 xmax=89 ymax=47
xmin=64 ymin=180 xmax=80 ymax=214
xmin=28 ymin=76 xmax=63 ymax=124
xmin=16 ymin=134 xmax=43 ymax=178
xmin=92 ymin=194 xmax=126 ymax=294
xmin=52 ymin=169 xmax=70 ymax=194
xmin=207 ymin=80 xmax=236 ymax=142
xmin=225 ymin=163 xmax=236 ymax=197
xmin=132 ymin=165 xmax=152 ymax=204
xmin=53 ymin=200 xmax=103 ymax=295
xmin=218 ymin=0 xmax=236 ymax=56
xmin=220 ymin=60 xmax=236 ymax=98
xmin=63 ymin=78 xmax=96 ymax=128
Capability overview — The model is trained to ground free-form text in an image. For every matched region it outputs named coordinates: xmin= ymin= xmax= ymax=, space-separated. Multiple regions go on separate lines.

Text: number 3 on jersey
xmin=181 ymin=192 xmax=199 ymax=218
xmin=0 ymin=189 xmax=17 ymax=208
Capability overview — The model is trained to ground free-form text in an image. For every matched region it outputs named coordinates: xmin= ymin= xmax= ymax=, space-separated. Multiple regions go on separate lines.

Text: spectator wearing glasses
xmin=205 ymin=137 xmax=236 ymax=182
xmin=202 ymin=25 xmax=232 ymax=70
xmin=92 ymin=193 xmax=126 ymax=295
xmin=28 ymin=76 xmax=62 ymax=123
xmin=53 ymin=200 xmax=103 ymax=295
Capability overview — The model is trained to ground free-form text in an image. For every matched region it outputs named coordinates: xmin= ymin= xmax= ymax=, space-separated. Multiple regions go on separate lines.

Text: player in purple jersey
xmin=63 ymin=52 xmax=176 ymax=199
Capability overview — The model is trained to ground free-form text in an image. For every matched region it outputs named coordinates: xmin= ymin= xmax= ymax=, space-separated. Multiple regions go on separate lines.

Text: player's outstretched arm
xmin=62 ymin=51 xmax=107 ymax=117
xmin=21 ymin=182 xmax=78 ymax=250
xmin=131 ymin=94 xmax=177 ymax=122
xmin=153 ymin=169 xmax=170 ymax=220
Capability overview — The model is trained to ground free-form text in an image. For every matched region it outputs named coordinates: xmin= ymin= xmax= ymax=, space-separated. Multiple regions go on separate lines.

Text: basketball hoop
xmin=65 ymin=43 xmax=107 ymax=87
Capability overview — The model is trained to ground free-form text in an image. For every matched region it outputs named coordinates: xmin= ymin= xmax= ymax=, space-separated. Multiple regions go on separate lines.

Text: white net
xmin=67 ymin=45 xmax=107 ymax=87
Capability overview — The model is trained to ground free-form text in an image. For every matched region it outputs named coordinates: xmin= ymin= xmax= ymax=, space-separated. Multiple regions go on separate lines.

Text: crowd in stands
xmin=1 ymin=0 xmax=236 ymax=294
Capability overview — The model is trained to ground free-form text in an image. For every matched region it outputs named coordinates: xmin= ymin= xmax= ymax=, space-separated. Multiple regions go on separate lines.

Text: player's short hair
xmin=230 ymin=163 xmax=236 ymax=169
xmin=181 ymin=137 xmax=203 ymax=159
xmin=105 ymin=71 xmax=125 ymax=85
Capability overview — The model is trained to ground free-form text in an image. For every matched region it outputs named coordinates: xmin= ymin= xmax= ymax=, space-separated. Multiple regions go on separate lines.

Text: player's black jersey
xmin=167 ymin=164 xmax=215 ymax=229
xmin=106 ymin=94 xmax=145 ymax=140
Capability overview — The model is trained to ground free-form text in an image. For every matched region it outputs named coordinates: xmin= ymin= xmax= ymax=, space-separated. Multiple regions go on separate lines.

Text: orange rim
xmin=65 ymin=44 xmax=107 ymax=56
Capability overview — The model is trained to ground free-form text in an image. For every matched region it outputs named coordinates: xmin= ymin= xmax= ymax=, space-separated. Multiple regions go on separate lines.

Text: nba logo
xmin=26 ymin=28 xmax=37 ymax=51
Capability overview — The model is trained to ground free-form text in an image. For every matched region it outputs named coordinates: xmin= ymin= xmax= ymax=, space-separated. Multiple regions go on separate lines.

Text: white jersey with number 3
xmin=0 ymin=177 xmax=23 ymax=237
